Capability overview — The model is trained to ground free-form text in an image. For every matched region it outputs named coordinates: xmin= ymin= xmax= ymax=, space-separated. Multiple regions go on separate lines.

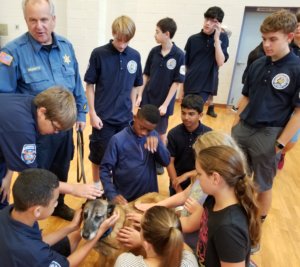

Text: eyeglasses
xmin=50 ymin=120 xmax=61 ymax=133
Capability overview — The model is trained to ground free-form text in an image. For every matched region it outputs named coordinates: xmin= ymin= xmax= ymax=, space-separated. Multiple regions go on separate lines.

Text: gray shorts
xmin=232 ymin=121 xmax=282 ymax=192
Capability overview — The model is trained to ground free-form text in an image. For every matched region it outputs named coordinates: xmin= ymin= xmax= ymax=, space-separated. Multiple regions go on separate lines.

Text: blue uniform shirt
xmin=0 ymin=206 xmax=69 ymax=267
xmin=100 ymin=125 xmax=170 ymax=201
xmin=167 ymin=122 xmax=212 ymax=176
xmin=141 ymin=43 xmax=185 ymax=116
xmin=184 ymin=30 xmax=229 ymax=95
xmin=0 ymin=94 xmax=38 ymax=171
xmin=84 ymin=41 xmax=143 ymax=124
xmin=290 ymin=41 xmax=300 ymax=57
xmin=241 ymin=52 xmax=300 ymax=127
xmin=0 ymin=32 xmax=87 ymax=122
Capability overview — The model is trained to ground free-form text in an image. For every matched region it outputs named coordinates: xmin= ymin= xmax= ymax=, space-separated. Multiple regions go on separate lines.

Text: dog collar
xmin=100 ymin=227 xmax=113 ymax=240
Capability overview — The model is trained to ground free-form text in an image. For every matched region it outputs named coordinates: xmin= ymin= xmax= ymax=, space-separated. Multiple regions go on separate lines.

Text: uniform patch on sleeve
xmin=0 ymin=51 xmax=13 ymax=66
xmin=49 ymin=261 xmax=61 ymax=267
xmin=21 ymin=144 xmax=36 ymax=164
xmin=179 ymin=65 xmax=185 ymax=75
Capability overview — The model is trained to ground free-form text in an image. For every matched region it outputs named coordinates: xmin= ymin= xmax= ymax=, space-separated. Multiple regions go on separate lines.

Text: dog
xmin=81 ymin=192 xmax=167 ymax=267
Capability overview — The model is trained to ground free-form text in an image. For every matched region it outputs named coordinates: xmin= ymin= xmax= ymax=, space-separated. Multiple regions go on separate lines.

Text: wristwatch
xmin=275 ymin=140 xmax=285 ymax=150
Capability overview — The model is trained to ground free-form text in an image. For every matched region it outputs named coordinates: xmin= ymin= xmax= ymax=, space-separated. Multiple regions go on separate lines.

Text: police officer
xmin=0 ymin=0 xmax=88 ymax=220
xmin=0 ymin=87 xmax=101 ymax=210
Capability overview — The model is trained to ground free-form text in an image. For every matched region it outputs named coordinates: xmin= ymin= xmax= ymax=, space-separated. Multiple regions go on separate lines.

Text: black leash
xmin=77 ymin=128 xmax=87 ymax=184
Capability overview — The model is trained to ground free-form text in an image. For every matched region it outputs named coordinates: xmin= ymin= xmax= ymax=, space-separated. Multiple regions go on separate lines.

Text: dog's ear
xmin=97 ymin=192 xmax=107 ymax=200
xmin=81 ymin=200 xmax=88 ymax=209
xmin=107 ymin=203 xmax=115 ymax=218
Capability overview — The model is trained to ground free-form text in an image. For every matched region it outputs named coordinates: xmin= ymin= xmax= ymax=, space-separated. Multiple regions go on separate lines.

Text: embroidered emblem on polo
xmin=272 ymin=73 xmax=290 ymax=90
xmin=127 ymin=60 xmax=137 ymax=74
xmin=21 ymin=144 xmax=36 ymax=164
xmin=49 ymin=261 xmax=61 ymax=267
xmin=166 ymin=58 xmax=176 ymax=70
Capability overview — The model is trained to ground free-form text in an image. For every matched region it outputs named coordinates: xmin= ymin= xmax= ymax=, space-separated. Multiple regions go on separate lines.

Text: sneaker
xmin=277 ymin=153 xmax=286 ymax=170
xmin=52 ymin=203 xmax=74 ymax=221
xmin=249 ymin=259 xmax=258 ymax=267
xmin=250 ymin=243 xmax=260 ymax=254
xmin=206 ymin=105 xmax=217 ymax=118
xmin=156 ymin=163 xmax=164 ymax=175
xmin=231 ymin=106 xmax=239 ymax=112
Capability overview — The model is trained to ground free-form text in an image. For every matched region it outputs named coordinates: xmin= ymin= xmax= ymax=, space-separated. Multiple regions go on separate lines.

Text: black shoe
xmin=231 ymin=105 xmax=239 ymax=112
xmin=52 ymin=203 xmax=74 ymax=221
xmin=206 ymin=105 xmax=217 ymax=118
xmin=156 ymin=163 xmax=164 ymax=175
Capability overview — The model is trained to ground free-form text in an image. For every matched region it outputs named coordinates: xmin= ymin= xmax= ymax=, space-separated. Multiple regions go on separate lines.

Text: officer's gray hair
xmin=22 ymin=0 xmax=55 ymax=17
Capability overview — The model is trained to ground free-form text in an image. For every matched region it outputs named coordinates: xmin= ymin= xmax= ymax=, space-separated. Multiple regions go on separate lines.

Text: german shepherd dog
xmin=81 ymin=192 xmax=166 ymax=267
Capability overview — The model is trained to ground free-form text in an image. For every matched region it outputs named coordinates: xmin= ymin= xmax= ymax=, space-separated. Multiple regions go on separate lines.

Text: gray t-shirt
xmin=114 ymin=250 xmax=198 ymax=267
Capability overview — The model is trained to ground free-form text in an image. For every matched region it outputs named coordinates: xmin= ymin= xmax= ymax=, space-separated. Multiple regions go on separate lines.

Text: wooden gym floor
xmin=12 ymin=103 xmax=300 ymax=267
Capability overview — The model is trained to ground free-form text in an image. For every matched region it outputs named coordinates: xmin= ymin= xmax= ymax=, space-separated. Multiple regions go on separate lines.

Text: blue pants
xmin=37 ymin=129 xmax=74 ymax=204
xmin=0 ymin=163 xmax=9 ymax=209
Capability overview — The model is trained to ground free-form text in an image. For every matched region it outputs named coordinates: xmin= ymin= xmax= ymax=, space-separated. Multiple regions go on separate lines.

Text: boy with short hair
xmin=184 ymin=6 xmax=229 ymax=117
xmin=85 ymin=15 xmax=143 ymax=189
xmin=0 ymin=168 xmax=118 ymax=266
xmin=167 ymin=95 xmax=212 ymax=195
xmin=232 ymin=10 xmax=300 ymax=222
xmin=138 ymin=17 xmax=185 ymax=145
xmin=100 ymin=105 xmax=170 ymax=205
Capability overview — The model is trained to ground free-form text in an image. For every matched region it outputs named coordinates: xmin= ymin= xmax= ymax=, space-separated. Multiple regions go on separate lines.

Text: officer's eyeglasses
xmin=50 ymin=120 xmax=61 ymax=133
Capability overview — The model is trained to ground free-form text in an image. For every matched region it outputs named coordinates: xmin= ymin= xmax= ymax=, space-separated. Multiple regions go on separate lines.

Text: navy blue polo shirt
xmin=290 ymin=41 xmax=300 ymax=57
xmin=0 ymin=205 xmax=69 ymax=267
xmin=241 ymin=52 xmax=300 ymax=127
xmin=0 ymin=94 xmax=38 ymax=172
xmin=141 ymin=43 xmax=185 ymax=116
xmin=84 ymin=41 xmax=143 ymax=125
xmin=184 ymin=30 xmax=229 ymax=95
xmin=167 ymin=122 xmax=212 ymax=176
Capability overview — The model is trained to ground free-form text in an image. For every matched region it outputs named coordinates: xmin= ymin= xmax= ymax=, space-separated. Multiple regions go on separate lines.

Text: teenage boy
xmin=137 ymin=17 xmax=185 ymax=175
xmin=184 ymin=6 xmax=229 ymax=117
xmin=138 ymin=17 xmax=185 ymax=143
xmin=0 ymin=168 xmax=119 ymax=266
xmin=232 ymin=10 xmax=300 ymax=223
xmin=0 ymin=87 xmax=101 ymax=210
xmin=85 ymin=15 xmax=143 ymax=189
xmin=167 ymin=95 xmax=212 ymax=195
xmin=0 ymin=0 xmax=88 ymax=221
xmin=100 ymin=105 xmax=170 ymax=205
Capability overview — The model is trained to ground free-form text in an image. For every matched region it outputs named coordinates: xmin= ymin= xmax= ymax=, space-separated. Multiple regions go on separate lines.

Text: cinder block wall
xmin=1 ymin=0 xmax=299 ymax=103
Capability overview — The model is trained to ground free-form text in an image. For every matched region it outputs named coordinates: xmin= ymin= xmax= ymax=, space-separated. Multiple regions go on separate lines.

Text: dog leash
xmin=77 ymin=128 xmax=87 ymax=184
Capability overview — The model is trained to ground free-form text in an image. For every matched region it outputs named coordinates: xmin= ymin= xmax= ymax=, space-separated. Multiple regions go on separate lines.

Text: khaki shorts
xmin=232 ymin=121 xmax=282 ymax=192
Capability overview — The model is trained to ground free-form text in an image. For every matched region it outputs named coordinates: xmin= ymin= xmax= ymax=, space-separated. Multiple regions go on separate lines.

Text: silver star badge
xmin=63 ymin=54 xmax=71 ymax=65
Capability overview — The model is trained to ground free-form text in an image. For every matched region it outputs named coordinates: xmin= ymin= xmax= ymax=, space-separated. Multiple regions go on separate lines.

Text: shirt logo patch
xmin=166 ymin=58 xmax=177 ymax=70
xmin=0 ymin=51 xmax=13 ymax=66
xmin=272 ymin=73 xmax=290 ymax=90
xmin=63 ymin=54 xmax=71 ymax=65
xmin=179 ymin=65 xmax=185 ymax=75
xmin=49 ymin=261 xmax=61 ymax=267
xmin=127 ymin=60 xmax=137 ymax=74
xmin=21 ymin=144 xmax=36 ymax=164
